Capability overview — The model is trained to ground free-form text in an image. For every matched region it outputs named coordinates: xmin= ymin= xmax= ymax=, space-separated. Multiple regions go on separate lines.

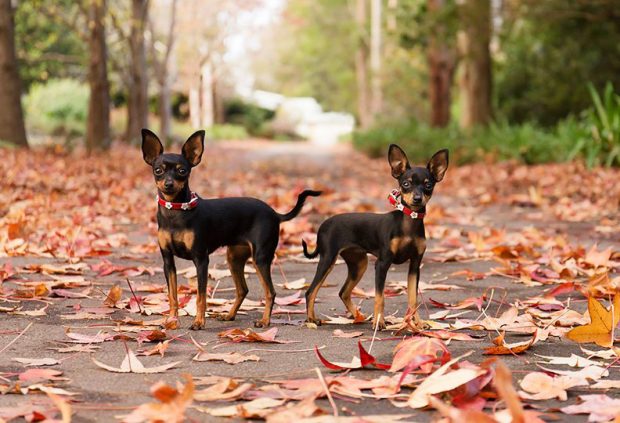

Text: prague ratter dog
xmin=302 ymin=144 xmax=448 ymax=330
xmin=142 ymin=129 xmax=320 ymax=330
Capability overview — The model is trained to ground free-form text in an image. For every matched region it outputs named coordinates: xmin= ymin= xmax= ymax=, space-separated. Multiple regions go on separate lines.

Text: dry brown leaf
xmin=265 ymin=397 xmax=326 ymax=423
xmin=192 ymin=351 xmax=260 ymax=364
xmin=13 ymin=357 xmax=60 ymax=367
xmin=405 ymin=353 xmax=484 ymax=409
xmin=332 ymin=329 xmax=364 ymax=338
xmin=429 ymin=396 xmax=498 ymax=422
xmin=193 ymin=378 xmax=253 ymax=402
xmin=123 ymin=375 xmax=194 ymax=423
xmin=561 ymin=394 xmax=620 ymax=422
xmin=518 ymin=371 xmax=587 ymax=401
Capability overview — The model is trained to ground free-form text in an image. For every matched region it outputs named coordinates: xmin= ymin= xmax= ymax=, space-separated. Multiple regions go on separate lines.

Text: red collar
xmin=157 ymin=192 xmax=199 ymax=210
xmin=388 ymin=190 xmax=425 ymax=219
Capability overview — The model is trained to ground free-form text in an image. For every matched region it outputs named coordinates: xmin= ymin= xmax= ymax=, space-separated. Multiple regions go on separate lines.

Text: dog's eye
xmin=154 ymin=168 xmax=164 ymax=176
xmin=177 ymin=168 xmax=187 ymax=176
xmin=425 ymin=182 xmax=432 ymax=190
xmin=402 ymin=181 xmax=411 ymax=189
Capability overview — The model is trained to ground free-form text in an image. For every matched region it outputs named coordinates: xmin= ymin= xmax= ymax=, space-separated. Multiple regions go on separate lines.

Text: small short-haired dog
xmin=142 ymin=129 xmax=321 ymax=330
xmin=302 ymin=145 xmax=448 ymax=329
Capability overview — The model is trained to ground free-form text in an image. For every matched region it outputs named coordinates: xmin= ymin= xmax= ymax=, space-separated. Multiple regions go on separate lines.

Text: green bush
xmin=25 ymin=79 xmax=89 ymax=136
xmin=224 ymin=98 xmax=275 ymax=136
xmin=567 ymin=83 xmax=620 ymax=167
xmin=353 ymin=119 xmax=584 ymax=166
xmin=206 ymin=124 xmax=249 ymax=141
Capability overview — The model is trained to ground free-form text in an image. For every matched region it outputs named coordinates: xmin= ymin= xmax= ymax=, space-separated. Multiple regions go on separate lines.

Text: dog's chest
xmin=158 ymin=228 xmax=195 ymax=258
xmin=389 ymin=235 xmax=425 ymax=264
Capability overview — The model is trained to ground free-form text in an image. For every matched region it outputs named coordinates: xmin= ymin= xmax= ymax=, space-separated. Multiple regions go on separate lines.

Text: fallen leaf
xmin=561 ymin=394 xmax=620 ymax=422
xmin=13 ymin=357 xmax=60 ymax=367
xmin=104 ymin=284 xmax=122 ymax=307
xmin=484 ymin=331 xmax=537 ymax=355
xmin=389 ymin=337 xmax=450 ymax=373
xmin=199 ymin=398 xmax=286 ymax=418
xmin=137 ymin=341 xmax=170 ymax=357
xmin=429 ymin=396 xmax=497 ymax=423
xmin=493 ymin=361 xmax=546 ymax=423
xmin=332 ymin=329 xmax=364 ymax=338
xmin=92 ymin=349 xmax=180 ymax=374
xmin=123 ymin=375 xmax=194 ymax=423
xmin=405 ymin=353 xmax=485 ymax=409
xmin=535 ymin=353 xmax=600 ymax=368
xmin=265 ymin=397 xmax=326 ymax=422
xmin=193 ymin=378 xmax=253 ymax=402
xmin=217 ymin=327 xmax=292 ymax=344
xmin=315 ymin=341 xmax=390 ymax=371
xmin=566 ymin=295 xmax=620 ymax=348
xmin=518 ymin=371 xmax=587 ymax=401
xmin=193 ymin=351 xmax=260 ymax=364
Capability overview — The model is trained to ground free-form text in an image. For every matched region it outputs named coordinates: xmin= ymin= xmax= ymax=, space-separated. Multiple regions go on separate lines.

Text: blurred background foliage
xmin=1 ymin=0 xmax=619 ymax=166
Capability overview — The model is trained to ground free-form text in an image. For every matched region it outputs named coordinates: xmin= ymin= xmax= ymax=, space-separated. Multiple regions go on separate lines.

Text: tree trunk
xmin=457 ymin=0 xmax=492 ymax=129
xmin=151 ymin=0 xmax=176 ymax=142
xmin=159 ymin=76 xmax=172 ymax=144
xmin=369 ymin=0 xmax=382 ymax=122
xmin=125 ymin=0 xmax=149 ymax=143
xmin=355 ymin=0 xmax=371 ymax=129
xmin=86 ymin=0 xmax=111 ymax=152
xmin=0 ymin=0 xmax=27 ymax=147
xmin=427 ymin=0 xmax=456 ymax=128
xmin=200 ymin=61 xmax=214 ymax=127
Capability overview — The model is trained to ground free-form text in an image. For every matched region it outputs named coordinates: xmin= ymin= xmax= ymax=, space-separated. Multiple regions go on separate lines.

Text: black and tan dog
xmin=302 ymin=144 xmax=448 ymax=330
xmin=142 ymin=129 xmax=320 ymax=330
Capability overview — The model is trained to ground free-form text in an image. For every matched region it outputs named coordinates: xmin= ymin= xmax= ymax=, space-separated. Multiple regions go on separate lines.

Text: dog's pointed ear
xmin=141 ymin=129 xmax=164 ymax=165
xmin=182 ymin=130 xmax=205 ymax=167
xmin=427 ymin=149 xmax=449 ymax=182
xmin=388 ymin=144 xmax=410 ymax=179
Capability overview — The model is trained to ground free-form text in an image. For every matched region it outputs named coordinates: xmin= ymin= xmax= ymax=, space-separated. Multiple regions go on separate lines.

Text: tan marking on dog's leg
xmin=220 ymin=244 xmax=251 ymax=321
xmin=373 ymin=292 xmax=386 ymax=330
xmin=306 ymin=259 xmax=337 ymax=324
xmin=339 ymin=250 xmax=368 ymax=320
xmin=253 ymin=263 xmax=276 ymax=328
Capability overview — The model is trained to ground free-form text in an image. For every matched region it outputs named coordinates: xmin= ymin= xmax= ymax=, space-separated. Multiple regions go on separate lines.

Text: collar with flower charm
xmin=157 ymin=192 xmax=199 ymax=210
xmin=387 ymin=189 xmax=425 ymax=219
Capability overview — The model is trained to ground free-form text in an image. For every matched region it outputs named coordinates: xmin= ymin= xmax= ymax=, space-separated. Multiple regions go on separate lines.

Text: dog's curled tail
xmin=301 ymin=239 xmax=320 ymax=259
xmin=278 ymin=189 xmax=322 ymax=222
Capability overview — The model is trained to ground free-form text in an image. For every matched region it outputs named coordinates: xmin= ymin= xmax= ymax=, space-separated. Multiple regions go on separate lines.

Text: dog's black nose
xmin=164 ymin=180 xmax=174 ymax=190
xmin=413 ymin=194 xmax=422 ymax=203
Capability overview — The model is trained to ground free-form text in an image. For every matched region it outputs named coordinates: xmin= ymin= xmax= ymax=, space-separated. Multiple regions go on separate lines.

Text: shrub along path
xmin=0 ymin=140 xmax=619 ymax=421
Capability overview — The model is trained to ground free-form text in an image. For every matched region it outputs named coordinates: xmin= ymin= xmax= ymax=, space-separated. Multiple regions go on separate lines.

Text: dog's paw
xmin=216 ymin=313 xmax=235 ymax=322
xmin=253 ymin=319 xmax=270 ymax=328
xmin=305 ymin=317 xmax=323 ymax=326
xmin=189 ymin=321 xmax=205 ymax=330
xmin=372 ymin=319 xmax=386 ymax=331
xmin=164 ymin=319 xmax=180 ymax=330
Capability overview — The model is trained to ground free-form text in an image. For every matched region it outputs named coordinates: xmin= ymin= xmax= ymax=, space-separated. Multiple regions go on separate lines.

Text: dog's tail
xmin=277 ymin=189 xmax=322 ymax=222
xmin=301 ymin=239 xmax=320 ymax=259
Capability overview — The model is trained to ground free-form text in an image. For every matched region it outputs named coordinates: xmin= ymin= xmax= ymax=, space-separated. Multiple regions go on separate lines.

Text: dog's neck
xmin=159 ymin=185 xmax=192 ymax=203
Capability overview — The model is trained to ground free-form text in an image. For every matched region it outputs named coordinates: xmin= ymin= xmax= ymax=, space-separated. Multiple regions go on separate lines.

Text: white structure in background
xmin=241 ymin=90 xmax=355 ymax=146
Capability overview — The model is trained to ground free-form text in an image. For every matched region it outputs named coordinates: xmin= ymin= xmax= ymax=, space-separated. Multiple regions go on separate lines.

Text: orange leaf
xmin=566 ymin=295 xmax=620 ymax=348
xmin=103 ymin=284 xmax=122 ymax=307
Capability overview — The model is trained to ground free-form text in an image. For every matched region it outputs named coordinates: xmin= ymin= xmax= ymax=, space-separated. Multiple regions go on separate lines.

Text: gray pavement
xmin=0 ymin=141 xmax=617 ymax=422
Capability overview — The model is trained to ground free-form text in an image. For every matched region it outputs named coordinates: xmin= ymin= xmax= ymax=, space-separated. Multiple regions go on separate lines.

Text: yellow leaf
xmin=566 ymin=295 xmax=620 ymax=348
